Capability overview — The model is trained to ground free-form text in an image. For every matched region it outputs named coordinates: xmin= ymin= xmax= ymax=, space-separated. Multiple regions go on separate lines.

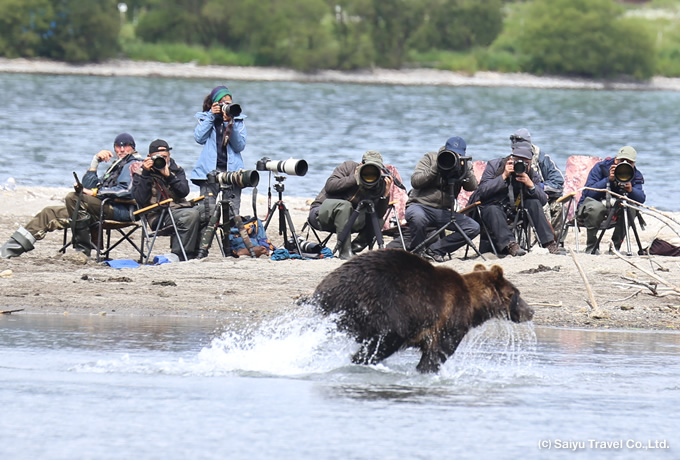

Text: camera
xmin=151 ymin=154 xmax=167 ymax=170
xmin=614 ymin=161 xmax=635 ymax=185
xmin=357 ymin=162 xmax=385 ymax=189
xmin=256 ymin=157 xmax=308 ymax=176
xmin=219 ymin=102 xmax=242 ymax=118
xmin=286 ymin=236 xmax=321 ymax=254
xmin=513 ymin=160 xmax=527 ymax=175
xmin=437 ymin=149 xmax=470 ymax=180
xmin=210 ymin=169 xmax=260 ymax=188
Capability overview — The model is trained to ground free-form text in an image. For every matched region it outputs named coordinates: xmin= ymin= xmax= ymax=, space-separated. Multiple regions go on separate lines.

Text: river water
xmin=0 ymin=73 xmax=679 ymax=211
xmin=1 ymin=312 xmax=678 ymax=459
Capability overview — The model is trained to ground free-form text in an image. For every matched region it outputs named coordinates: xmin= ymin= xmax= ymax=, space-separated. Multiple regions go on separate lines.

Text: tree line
xmin=0 ymin=0 xmax=660 ymax=79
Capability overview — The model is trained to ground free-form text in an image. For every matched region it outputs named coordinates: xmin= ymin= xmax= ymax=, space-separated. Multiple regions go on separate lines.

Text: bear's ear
xmin=473 ymin=264 xmax=487 ymax=272
xmin=489 ymin=264 xmax=504 ymax=280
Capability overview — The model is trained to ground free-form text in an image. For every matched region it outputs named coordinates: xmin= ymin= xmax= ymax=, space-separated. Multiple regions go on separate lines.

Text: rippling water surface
xmin=1 ymin=73 xmax=679 ymax=210
xmin=1 ymin=313 xmax=678 ymax=459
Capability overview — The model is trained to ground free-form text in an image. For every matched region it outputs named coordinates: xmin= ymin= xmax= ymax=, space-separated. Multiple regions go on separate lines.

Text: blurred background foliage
xmin=2 ymin=0 xmax=680 ymax=79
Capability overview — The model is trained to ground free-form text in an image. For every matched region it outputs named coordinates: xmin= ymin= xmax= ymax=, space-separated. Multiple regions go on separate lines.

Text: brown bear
xmin=313 ymin=249 xmax=533 ymax=373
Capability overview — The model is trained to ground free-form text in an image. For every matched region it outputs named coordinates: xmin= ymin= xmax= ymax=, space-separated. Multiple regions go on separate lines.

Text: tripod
xmin=263 ymin=175 xmax=304 ymax=255
xmin=510 ymin=183 xmax=541 ymax=251
xmin=593 ymin=195 xmax=644 ymax=256
xmin=197 ymin=184 xmax=257 ymax=258
xmin=411 ymin=177 xmax=485 ymax=261
xmin=334 ymin=199 xmax=385 ymax=254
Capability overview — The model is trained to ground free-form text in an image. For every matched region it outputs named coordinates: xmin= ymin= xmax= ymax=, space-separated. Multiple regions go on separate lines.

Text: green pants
xmin=317 ymin=199 xmax=366 ymax=235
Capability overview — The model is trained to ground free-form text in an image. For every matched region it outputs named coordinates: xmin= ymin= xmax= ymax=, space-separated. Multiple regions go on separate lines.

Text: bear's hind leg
xmin=351 ymin=333 xmax=405 ymax=365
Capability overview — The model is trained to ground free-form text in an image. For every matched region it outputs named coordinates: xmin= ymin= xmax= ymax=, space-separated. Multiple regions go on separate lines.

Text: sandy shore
xmin=4 ymin=57 xmax=680 ymax=91
xmin=1 ymin=186 xmax=680 ymax=331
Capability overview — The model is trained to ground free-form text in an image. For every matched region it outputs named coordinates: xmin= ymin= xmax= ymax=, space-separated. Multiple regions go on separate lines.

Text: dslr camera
xmin=357 ymin=162 xmax=389 ymax=189
xmin=437 ymin=149 xmax=470 ymax=180
xmin=219 ymin=102 xmax=242 ymax=118
xmin=150 ymin=154 xmax=167 ymax=170
xmin=207 ymin=169 xmax=260 ymax=188
xmin=512 ymin=159 xmax=527 ymax=175
xmin=614 ymin=161 xmax=635 ymax=187
xmin=256 ymin=157 xmax=308 ymax=176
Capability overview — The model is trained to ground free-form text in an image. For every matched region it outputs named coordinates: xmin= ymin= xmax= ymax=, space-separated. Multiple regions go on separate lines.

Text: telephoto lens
xmin=614 ymin=162 xmax=635 ymax=184
xmin=513 ymin=160 xmax=527 ymax=175
xmin=152 ymin=155 xmax=167 ymax=170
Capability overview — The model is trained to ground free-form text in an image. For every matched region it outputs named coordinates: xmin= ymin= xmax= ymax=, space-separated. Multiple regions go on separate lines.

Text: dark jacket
xmin=82 ymin=152 xmax=143 ymax=221
xmin=531 ymin=145 xmax=564 ymax=198
xmin=577 ymin=157 xmax=645 ymax=208
xmin=406 ymin=150 xmax=478 ymax=210
xmin=133 ymin=159 xmax=191 ymax=225
xmin=310 ymin=160 xmax=389 ymax=216
xmin=468 ymin=156 xmax=548 ymax=208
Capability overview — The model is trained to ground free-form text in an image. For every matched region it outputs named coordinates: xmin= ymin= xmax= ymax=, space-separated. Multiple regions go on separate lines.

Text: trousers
xmin=405 ymin=204 xmax=480 ymax=254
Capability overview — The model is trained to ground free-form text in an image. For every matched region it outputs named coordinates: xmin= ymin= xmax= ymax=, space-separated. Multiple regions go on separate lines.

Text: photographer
xmin=1 ymin=133 xmax=142 ymax=259
xmin=191 ymin=85 xmax=247 ymax=217
xmin=308 ymin=151 xmax=393 ymax=260
xmin=510 ymin=128 xmax=565 ymax=232
xmin=405 ymin=136 xmax=480 ymax=263
xmin=468 ymin=144 xmax=563 ymax=256
xmin=133 ymin=139 xmax=201 ymax=260
xmin=576 ymin=146 xmax=645 ymax=254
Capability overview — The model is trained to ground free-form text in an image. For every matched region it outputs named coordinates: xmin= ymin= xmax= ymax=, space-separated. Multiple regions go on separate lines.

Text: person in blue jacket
xmin=191 ymin=85 xmax=247 ymax=219
xmin=0 ymin=133 xmax=142 ymax=258
xmin=577 ymin=146 xmax=645 ymax=254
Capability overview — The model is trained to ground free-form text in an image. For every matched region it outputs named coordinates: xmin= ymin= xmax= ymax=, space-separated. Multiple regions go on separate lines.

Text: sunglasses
xmin=510 ymin=135 xmax=528 ymax=143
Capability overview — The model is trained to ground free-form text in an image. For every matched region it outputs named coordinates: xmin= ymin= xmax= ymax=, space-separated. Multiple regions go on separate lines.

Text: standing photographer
xmin=468 ymin=144 xmax=562 ymax=256
xmin=133 ymin=139 xmax=201 ymax=260
xmin=576 ymin=146 xmax=645 ymax=254
xmin=405 ymin=136 xmax=480 ymax=263
xmin=191 ymin=85 xmax=247 ymax=217
xmin=308 ymin=151 xmax=393 ymax=260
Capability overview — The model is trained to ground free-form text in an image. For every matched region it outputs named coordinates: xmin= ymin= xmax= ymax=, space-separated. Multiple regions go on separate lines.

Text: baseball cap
xmin=444 ymin=136 xmax=467 ymax=155
xmin=616 ymin=146 xmax=637 ymax=162
xmin=512 ymin=143 xmax=533 ymax=160
xmin=149 ymin=139 xmax=172 ymax=154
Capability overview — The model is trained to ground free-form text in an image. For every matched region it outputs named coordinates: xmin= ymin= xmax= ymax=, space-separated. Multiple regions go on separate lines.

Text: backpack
xmin=228 ymin=217 xmax=276 ymax=257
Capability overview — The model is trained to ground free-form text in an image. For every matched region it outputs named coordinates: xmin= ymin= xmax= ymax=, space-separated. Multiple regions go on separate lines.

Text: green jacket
xmin=406 ymin=150 xmax=478 ymax=210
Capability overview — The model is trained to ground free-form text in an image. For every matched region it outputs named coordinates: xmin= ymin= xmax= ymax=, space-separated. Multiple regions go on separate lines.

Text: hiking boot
xmin=506 ymin=241 xmax=526 ymax=257
xmin=545 ymin=240 xmax=565 ymax=255
xmin=419 ymin=248 xmax=446 ymax=263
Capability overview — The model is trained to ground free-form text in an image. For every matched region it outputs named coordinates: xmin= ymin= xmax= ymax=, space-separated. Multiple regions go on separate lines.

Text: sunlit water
xmin=0 ymin=73 xmax=679 ymax=211
xmin=1 ymin=311 xmax=678 ymax=459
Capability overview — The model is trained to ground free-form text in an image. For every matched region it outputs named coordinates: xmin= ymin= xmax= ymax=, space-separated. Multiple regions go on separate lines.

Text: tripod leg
xmin=594 ymin=205 xmax=617 ymax=254
xmin=335 ymin=208 xmax=361 ymax=254
xmin=449 ymin=219 xmax=486 ymax=261
xmin=368 ymin=209 xmax=384 ymax=249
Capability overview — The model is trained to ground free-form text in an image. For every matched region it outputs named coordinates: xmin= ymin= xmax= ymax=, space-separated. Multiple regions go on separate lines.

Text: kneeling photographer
xmin=308 ymin=151 xmax=392 ymax=260
xmin=405 ymin=136 xmax=480 ymax=263
xmin=468 ymin=143 xmax=563 ymax=256
xmin=133 ymin=139 xmax=201 ymax=260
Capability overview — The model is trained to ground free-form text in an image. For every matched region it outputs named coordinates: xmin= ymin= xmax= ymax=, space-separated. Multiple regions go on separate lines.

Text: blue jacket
xmin=191 ymin=110 xmax=247 ymax=181
xmin=531 ymin=145 xmax=564 ymax=198
xmin=577 ymin=157 xmax=645 ymax=208
xmin=82 ymin=153 xmax=143 ymax=221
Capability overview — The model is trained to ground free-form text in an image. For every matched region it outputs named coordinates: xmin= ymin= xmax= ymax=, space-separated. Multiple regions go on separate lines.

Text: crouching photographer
xmin=308 ymin=151 xmax=392 ymax=260
xmin=133 ymin=139 xmax=201 ymax=260
xmin=405 ymin=136 xmax=480 ymax=263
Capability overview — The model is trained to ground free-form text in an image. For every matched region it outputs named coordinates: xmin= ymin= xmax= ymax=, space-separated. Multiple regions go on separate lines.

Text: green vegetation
xmin=3 ymin=0 xmax=680 ymax=80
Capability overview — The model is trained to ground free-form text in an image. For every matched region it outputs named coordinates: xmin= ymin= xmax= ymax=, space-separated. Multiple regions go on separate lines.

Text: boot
xmin=338 ymin=239 xmax=355 ymax=260
xmin=585 ymin=228 xmax=599 ymax=255
xmin=72 ymin=214 xmax=93 ymax=258
xmin=351 ymin=232 xmax=371 ymax=254
xmin=0 ymin=227 xmax=36 ymax=259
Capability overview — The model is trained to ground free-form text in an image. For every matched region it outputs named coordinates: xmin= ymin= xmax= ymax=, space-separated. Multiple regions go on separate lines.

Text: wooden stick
xmin=529 ymin=301 xmax=563 ymax=307
xmin=134 ymin=198 xmax=173 ymax=216
xmin=610 ymin=245 xmax=680 ymax=294
xmin=569 ymin=248 xmax=609 ymax=318
xmin=1 ymin=308 xmax=24 ymax=314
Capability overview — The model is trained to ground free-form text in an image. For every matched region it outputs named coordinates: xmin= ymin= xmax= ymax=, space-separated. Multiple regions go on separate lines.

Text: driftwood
xmin=529 ymin=301 xmax=563 ymax=307
xmin=569 ymin=249 xmax=609 ymax=318
xmin=1 ymin=308 xmax=24 ymax=314
xmin=610 ymin=244 xmax=680 ymax=295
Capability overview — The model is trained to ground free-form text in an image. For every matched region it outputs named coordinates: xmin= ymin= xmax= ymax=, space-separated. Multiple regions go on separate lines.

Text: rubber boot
xmin=585 ymin=228 xmax=599 ymax=255
xmin=338 ymin=238 xmax=355 ymax=260
xmin=72 ymin=214 xmax=93 ymax=258
xmin=0 ymin=227 xmax=36 ymax=259
xmin=351 ymin=232 xmax=371 ymax=254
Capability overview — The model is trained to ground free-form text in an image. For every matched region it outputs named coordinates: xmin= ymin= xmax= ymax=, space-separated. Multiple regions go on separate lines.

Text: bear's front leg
xmin=416 ymin=349 xmax=446 ymax=373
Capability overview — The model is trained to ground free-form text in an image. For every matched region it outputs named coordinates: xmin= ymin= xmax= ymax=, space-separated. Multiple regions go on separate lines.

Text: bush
xmin=515 ymin=0 xmax=655 ymax=79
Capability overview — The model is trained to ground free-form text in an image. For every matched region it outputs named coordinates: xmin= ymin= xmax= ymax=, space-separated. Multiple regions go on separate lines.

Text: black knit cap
xmin=114 ymin=132 xmax=135 ymax=148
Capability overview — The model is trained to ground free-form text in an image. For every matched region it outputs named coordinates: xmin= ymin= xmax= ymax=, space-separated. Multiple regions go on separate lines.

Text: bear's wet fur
xmin=313 ymin=249 xmax=534 ymax=373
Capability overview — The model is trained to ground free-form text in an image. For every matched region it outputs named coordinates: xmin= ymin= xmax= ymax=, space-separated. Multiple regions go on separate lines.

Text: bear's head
xmin=465 ymin=264 xmax=534 ymax=327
